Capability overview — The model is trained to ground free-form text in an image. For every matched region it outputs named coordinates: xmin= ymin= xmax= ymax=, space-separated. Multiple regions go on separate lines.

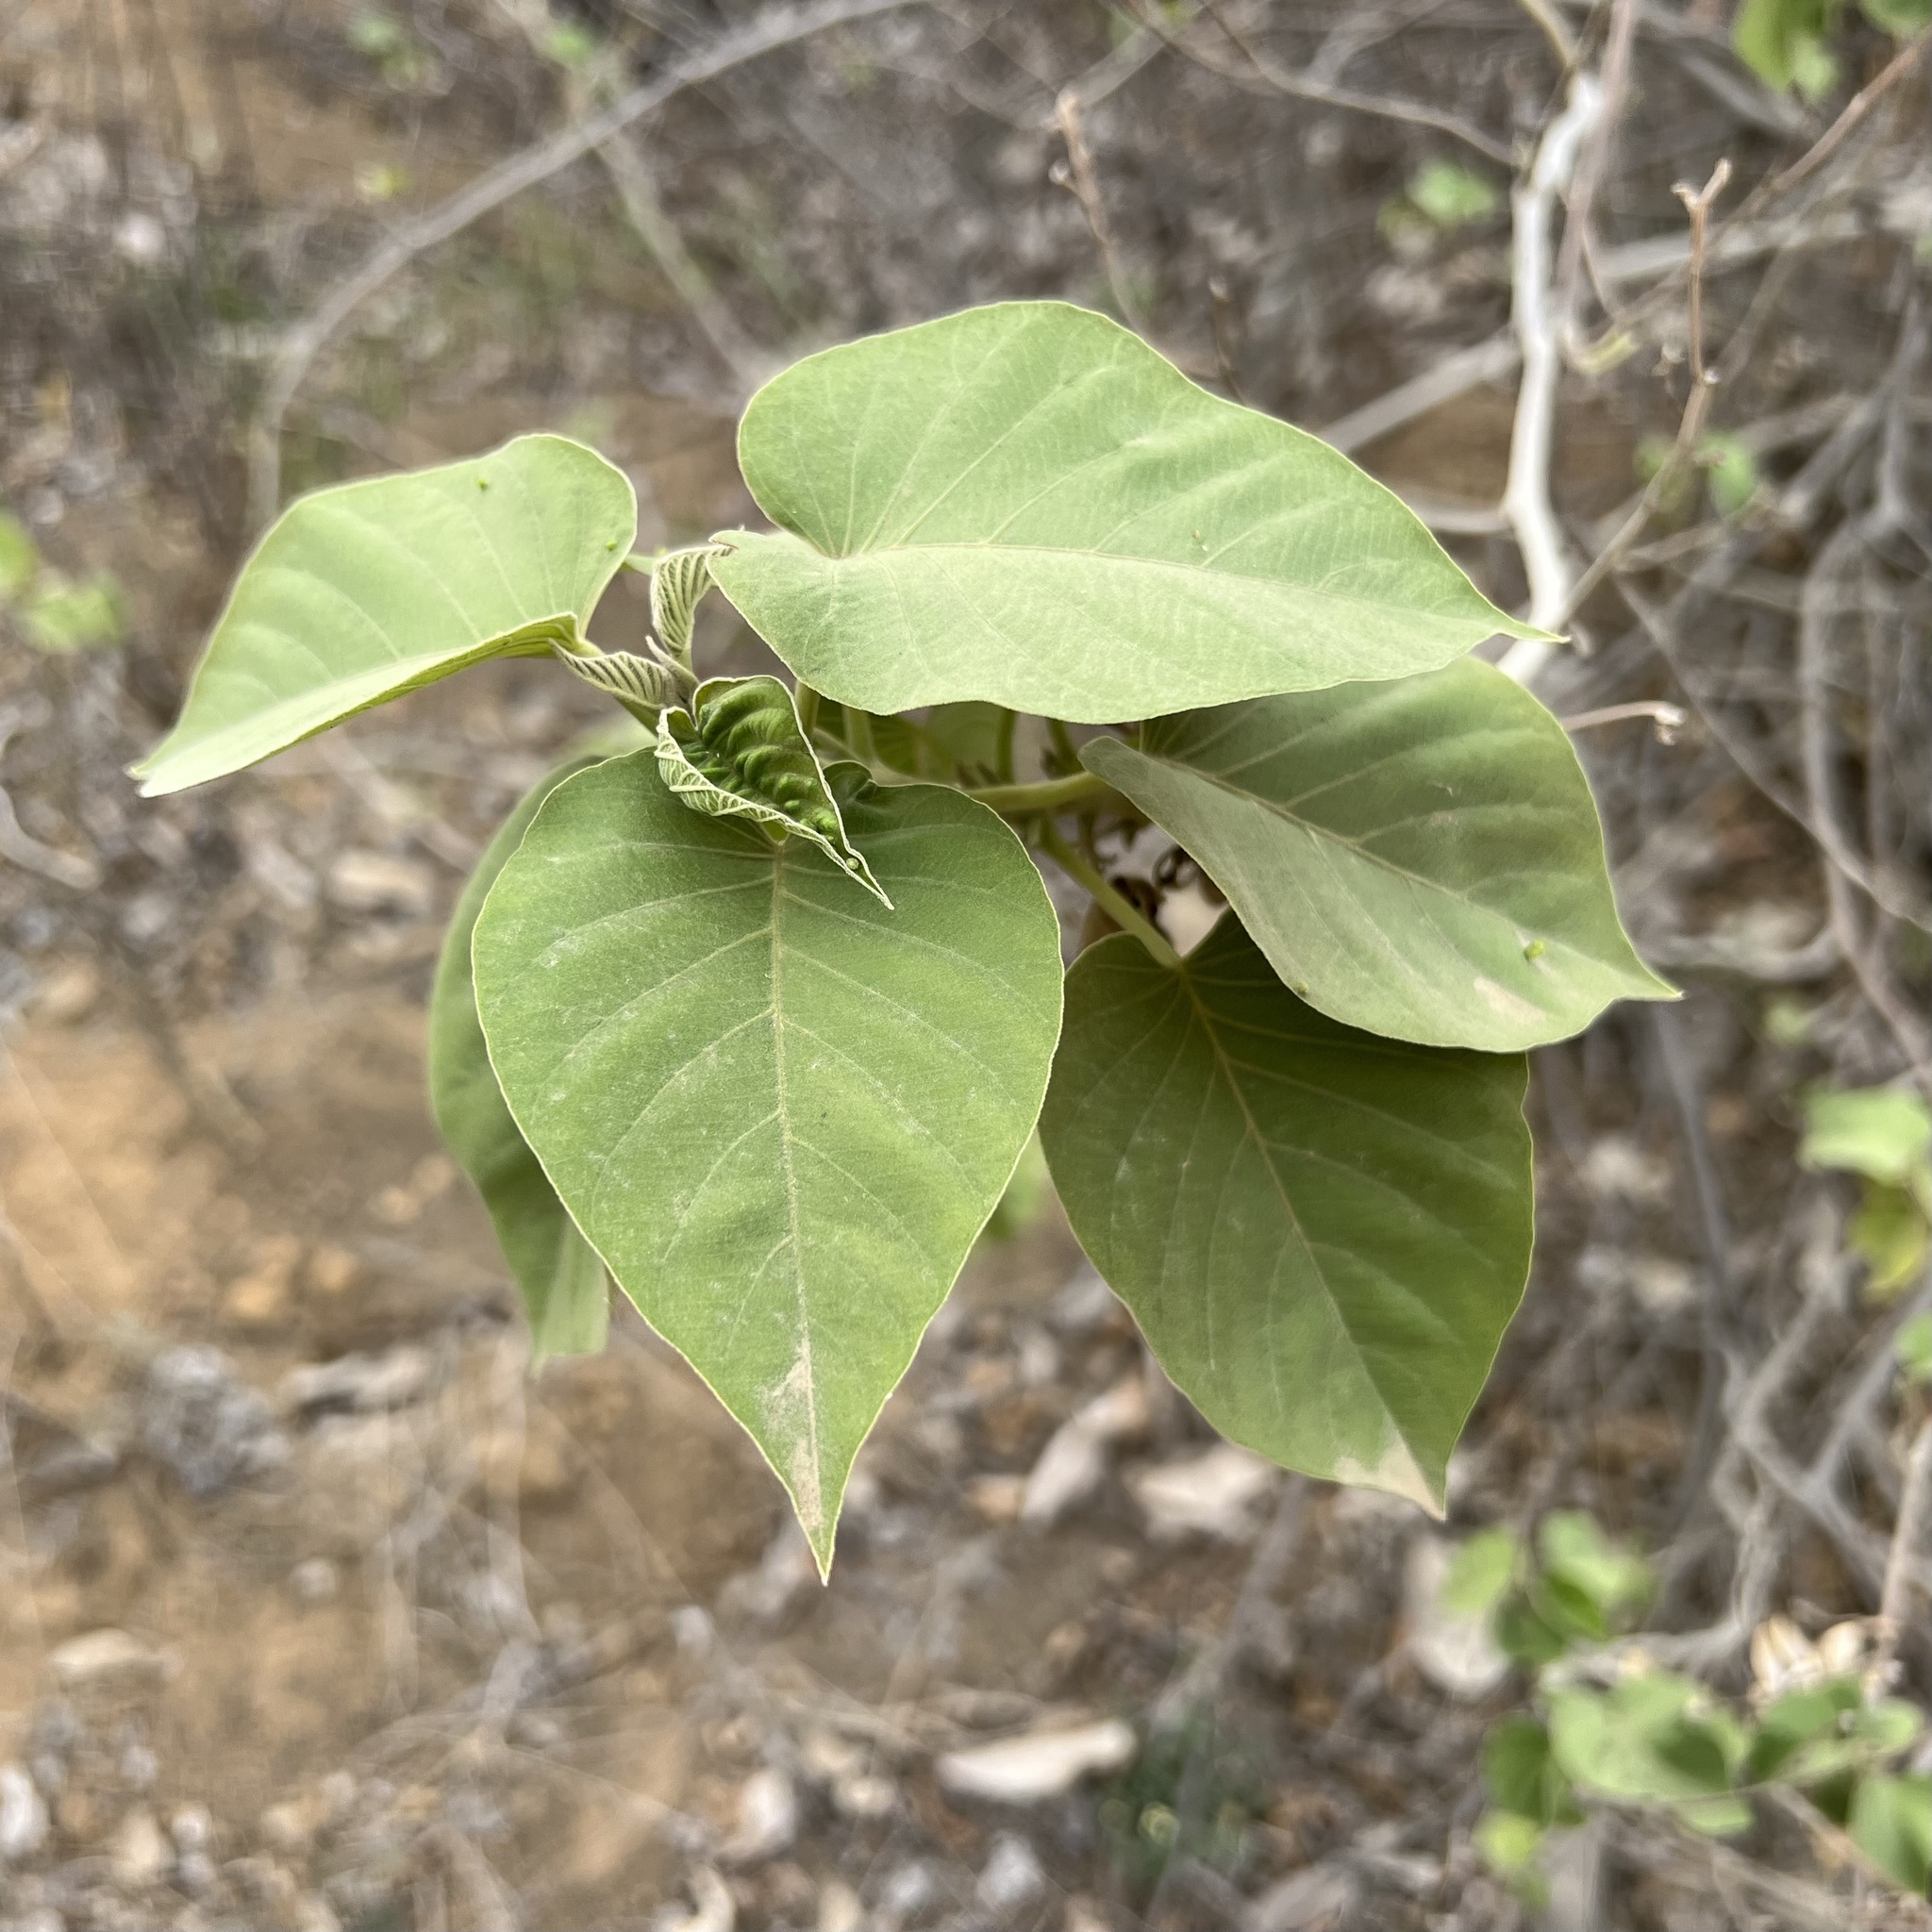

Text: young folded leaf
xmin=657 ymin=675 xmax=891 ymax=907
xmin=708 ymin=302 xmax=1544 ymax=724
xmin=471 ymin=752 xmax=1063 ymax=1573
xmin=1040 ymin=915 xmax=1532 ymax=1512
xmin=1082 ymin=659 xmax=1674 ymax=1051
xmin=428 ymin=758 xmax=609 ymax=1364
xmin=134 ymin=436 xmax=636 ymax=795
xmin=650 ymin=543 xmax=720 ymax=660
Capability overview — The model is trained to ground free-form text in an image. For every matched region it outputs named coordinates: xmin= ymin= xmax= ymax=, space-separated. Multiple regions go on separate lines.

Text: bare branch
xmin=247 ymin=0 xmax=919 ymax=528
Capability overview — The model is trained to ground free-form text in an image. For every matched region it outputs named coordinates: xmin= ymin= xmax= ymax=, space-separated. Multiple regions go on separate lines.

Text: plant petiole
xmin=1040 ymin=824 xmax=1179 ymax=970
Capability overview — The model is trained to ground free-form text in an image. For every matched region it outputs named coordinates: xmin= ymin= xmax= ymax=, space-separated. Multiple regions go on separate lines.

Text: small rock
xmin=119 ymin=1740 xmax=158 ymax=1790
xmin=830 ymin=1773 xmax=897 ymax=1821
xmin=1130 ymin=1441 xmax=1275 ymax=1541
xmin=0 ymin=1761 xmax=50 ymax=1860
xmin=657 ymin=1864 xmax=735 ymax=1932
xmin=175 ymin=1849 xmax=216 ymax=1895
xmin=975 ymin=1833 xmax=1046 ymax=1916
xmin=29 ymin=958 xmax=99 ymax=1025
xmin=671 ymin=1607 xmax=714 ymax=1655
xmin=815 ymin=1877 xmax=863 ymax=1932
xmin=874 ymin=1861 xmax=938 ymax=1932
xmin=221 ymin=1233 xmax=305 ymax=1328
xmin=289 ymin=1558 xmax=340 ymax=1606
xmin=1243 ymin=1858 xmax=1362 ymax=1932
xmin=108 ymin=1807 xmax=171 ymax=1890
xmin=325 ymin=850 xmax=434 ymax=918
xmin=1020 ymin=1374 xmax=1148 ymax=1526
xmin=169 ymin=1806 xmax=210 ymax=1854
xmin=966 ymin=1472 xmax=1027 ymax=1524
xmin=47 ymin=1629 xmax=174 ymax=1691
xmin=1403 ymin=1536 xmax=1509 ymax=1700
xmin=294 ymin=1891 xmax=344 ymax=1932
xmin=258 ymin=1799 xmax=315 ymax=1855
xmin=1049 ymin=1266 xmax=1120 ymax=1332
xmin=719 ymin=1767 xmax=796 ymax=1867
xmin=717 ymin=1520 xmax=820 ymax=1625
xmin=935 ymin=1717 xmax=1137 ymax=1804
xmin=305 ymin=1244 xmax=361 ymax=1296
xmin=141 ymin=1346 xmax=290 ymax=1498
xmin=279 ymin=1346 xmax=434 ymax=1416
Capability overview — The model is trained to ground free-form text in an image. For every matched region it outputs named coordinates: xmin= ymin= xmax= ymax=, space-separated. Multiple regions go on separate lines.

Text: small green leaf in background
xmin=1041 ymin=914 xmax=1533 ymax=1511
xmin=1848 ymin=1185 xmax=1931 ymax=1296
xmin=429 ymin=758 xmax=609 ymax=1366
xmin=1538 ymin=1510 xmax=1655 ymax=1629
xmin=1548 ymin=1674 xmax=1749 ymax=1830
xmin=1082 ymin=660 xmax=1674 ymax=1052
xmin=1442 ymin=1526 xmax=1523 ymax=1618
xmin=542 ymin=20 xmax=599 ymax=68
xmin=135 ymin=434 xmax=635 ymax=796
xmin=1484 ymin=1715 xmax=1579 ymax=1828
xmin=1734 ymin=0 xmax=1840 ymax=99
xmin=1801 ymin=1085 xmax=1932 ymax=1296
xmin=1473 ymin=1809 xmax=1547 ymax=1898
xmin=1407 ymin=159 xmax=1500 ymax=228
xmin=0 ymin=508 xmax=37 ymax=598
xmin=1700 ymin=432 xmax=1759 ymax=517
xmin=710 ymin=302 xmax=1542 ymax=724
xmin=21 ymin=574 xmax=125 ymax=653
xmin=1800 ymin=1085 xmax=1932 ymax=1192
xmin=655 ymin=675 xmax=891 ymax=907
xmin=348 ymin=8 xmax=405 ymax=57
xmin=1859 ymin=0 xmax=1932 ymax=36
xmin=1897 ymin=1309 xmax=1932 ymax=1385
xmin=473 ymin=753 xmax=1063 ymax=1572
xmin=1851 ymin=1772 xmax=1932 ymax=1894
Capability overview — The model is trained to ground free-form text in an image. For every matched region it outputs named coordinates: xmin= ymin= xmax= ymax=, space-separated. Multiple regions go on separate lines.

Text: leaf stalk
xmin=1040 ymin=824 xmax=1179 ymax=971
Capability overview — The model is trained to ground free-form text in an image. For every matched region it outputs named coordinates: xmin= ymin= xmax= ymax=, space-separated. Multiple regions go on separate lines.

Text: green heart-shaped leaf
xmin=708 ymin=302 xmax=1541 ymax=723
xmin=135 ymin=435 xmax=635 ymax=794
xmin=1040 ymin=915 xmax=1531 ymax=1510
xmin=428 ymin=758 xmax=608 ymax=1365
xmin=472 ymin=753 xmax=1063 ymax=1569
xmin=657 ymin=676 xmax=891 ymax=906
xmin=1083 ymin=660 xmax=1674 ymax=1050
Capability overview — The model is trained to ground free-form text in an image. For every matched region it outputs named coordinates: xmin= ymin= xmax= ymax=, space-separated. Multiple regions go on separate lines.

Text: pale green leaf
xmin=1537 ymin=1510 xmax=1654 ymax=1624
xmin=429 ymin=758 xmax=608 ymax=1365
xmin=1852 ymin=1773 xmax=1932 ymax=1894
xmin=708 ymin=303 xmax=1541 ymax=723
xmin=1082 ymin=660 xmax=1674 ymax=1050
xmin=657 ymin=676 xmax=890 ymax=907
xmin=1039 ymin=914 xmax=1532 ymax=1511
xmin=1442 ymin=1525 xmax=1523 ymax=1617
xmin=0 ymin=509 xmax=38 ymax=599
xmin=1897 ymin=1309 xmax=1932 ymax=1386
xmin=1548 ymin=1676 xmax=1741 ymax=1809
xmin=21 ymin=573 xmax=125 ymax=653
xmin=1800 ymin=1085 xmax=1932 ymax=1196
xmin=134 ymin=435 xmax=635 ymax=795
xmin=472 ymin=753 xmax=1063 ymax=1570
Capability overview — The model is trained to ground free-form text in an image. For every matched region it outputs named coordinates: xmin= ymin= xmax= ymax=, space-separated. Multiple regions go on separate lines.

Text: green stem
xmin=846 ymin=708 xmax=877 ymax=769
xmin=794 ymin=681 xmax=821 ymax=737
xmin=1039 ymin=824 xmax=1178 ymax=970
xmin=1046 ymin=715 xmax=1078 ymax=774
xmin=968 ymin=770 xmax=1115 ymax=815
xmin=993 ymin=708 xmax=1017 ymax=784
